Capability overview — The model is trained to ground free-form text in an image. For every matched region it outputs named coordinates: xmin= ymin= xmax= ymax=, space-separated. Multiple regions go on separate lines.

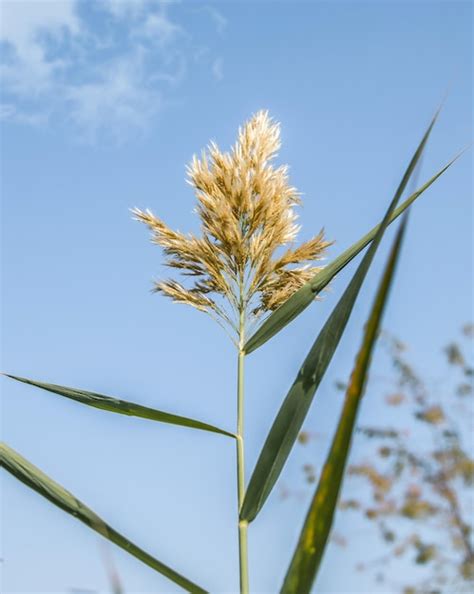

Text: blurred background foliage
xmin=288 ymin=323 xmax=473 ymax=594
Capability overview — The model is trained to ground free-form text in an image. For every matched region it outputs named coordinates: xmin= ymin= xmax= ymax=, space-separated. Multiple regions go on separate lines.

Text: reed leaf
xmin=240 ymin=112 xmax=436 ymax=523
xmin=281 ymin=214 xmax=408 ymax=594
xmin=0 ymin=442 xmax=208 ymax=594
xmin=3 ymin=374 xmax=234 ymax=438
xmin=244 ymin=141 xmax=460 ymax=355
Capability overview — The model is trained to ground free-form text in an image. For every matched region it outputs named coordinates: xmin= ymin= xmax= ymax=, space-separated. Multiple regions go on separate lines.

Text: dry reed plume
xmin=132 ymin=111 xmax=331 ymax=339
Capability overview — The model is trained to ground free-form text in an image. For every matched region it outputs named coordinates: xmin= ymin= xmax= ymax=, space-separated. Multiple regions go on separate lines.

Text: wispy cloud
xmin=65 ymin=52 xmax=161 ymax=143
xmin=201 ymin=5 xmax=227 ymax=36
xmin=140 ymin=8 xmax=184 ymax=45
xmin=0 ymin=0 xmax=80 ymax=95
xmin=0 ymin=103 xmax=48 ymax=127
xmin=100 ymin=0 xmax=154 ymax=19
xmin=0 ymin=0 xmax=226 ymax=143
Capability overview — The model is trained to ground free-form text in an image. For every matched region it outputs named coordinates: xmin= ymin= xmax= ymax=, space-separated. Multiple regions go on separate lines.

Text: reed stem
xmin=237 ymin=309 xmax=249 ymax=594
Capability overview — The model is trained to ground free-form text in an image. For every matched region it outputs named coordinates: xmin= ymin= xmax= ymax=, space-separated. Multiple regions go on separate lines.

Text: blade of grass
xmin=244 ymin=151 xmax=459 ymax=355
xmin=240 ymin=111 xmax=436 ymax=523
xmin=3 ymin=374 xmax=234 ymax=439
xmin=281 ymin=214 xmax=408 ymax=594
xmin=0 ymin=442 xmax=208 ymax=594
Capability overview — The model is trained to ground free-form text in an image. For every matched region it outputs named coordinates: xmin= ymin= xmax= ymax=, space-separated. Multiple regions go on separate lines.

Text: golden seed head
xmin=132 ymin=110 xmax=332 ymax=340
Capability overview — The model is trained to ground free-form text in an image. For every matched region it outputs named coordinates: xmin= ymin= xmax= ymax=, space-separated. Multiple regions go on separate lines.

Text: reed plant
xmin=1 ymin=109 xmax=462 ymax=593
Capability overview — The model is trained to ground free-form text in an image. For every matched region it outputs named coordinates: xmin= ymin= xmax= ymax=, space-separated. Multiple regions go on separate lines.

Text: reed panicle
xmin=132 ymin=111 xmax=331 ymax=339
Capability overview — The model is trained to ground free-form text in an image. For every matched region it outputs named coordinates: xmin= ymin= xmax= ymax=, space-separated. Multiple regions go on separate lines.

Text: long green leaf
xmin=0 ymin=442 xmax=208 ymax=594
xmin=281 ymin=215 xmax=408 ymax=594
xmin=244 ymin=151 xmax=458 ymax=355
xmin=240 ymin=112 xmax=437 ymax=523
xmin=3 ymin=374 xmax=234 ymax=438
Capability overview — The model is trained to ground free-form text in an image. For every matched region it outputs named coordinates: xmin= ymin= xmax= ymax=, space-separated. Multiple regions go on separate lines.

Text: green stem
xmin=237 ymin=310 xmax=249 ymax=594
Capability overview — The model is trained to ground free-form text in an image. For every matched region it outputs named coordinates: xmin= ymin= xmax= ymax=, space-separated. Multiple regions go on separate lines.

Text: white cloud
xmin=99 ymin=0 xmax=171 ymax=19
xmin=0 ymin=0 xmax=226 ymax=143
xmin=201 ymin=5 xmax=227 ymax=36
xmin=0 ymin=0 xmax=80 ymax=94
xmin=0 ymin=102 xmax=47 ymax=127
xmin=100 ymin=0 xmax=153 ymax=19
xmin=0 ymin=0 xmax=80 ymax=46
xmin=66 ymin=53 xmax=160 ymax=143
xmin=141 ymin=10 xmax=183 ymax=45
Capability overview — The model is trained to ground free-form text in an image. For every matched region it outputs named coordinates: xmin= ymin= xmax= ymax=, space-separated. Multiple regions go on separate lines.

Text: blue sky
xmin=1 ymin=1 xmax=472 ymax=593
